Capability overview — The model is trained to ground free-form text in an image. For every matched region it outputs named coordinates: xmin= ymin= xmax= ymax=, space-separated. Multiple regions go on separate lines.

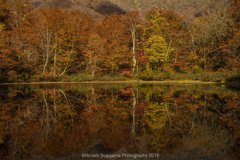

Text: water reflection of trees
xmin=0 ymin=84 xmax=239 ymax=159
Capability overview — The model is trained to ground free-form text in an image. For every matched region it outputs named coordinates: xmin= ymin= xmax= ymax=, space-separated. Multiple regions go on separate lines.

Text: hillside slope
xmin=27 ymin=0 xmax=126 ymax=19
xmin=109 ymin=0 xmax=232 ymax=17
xmin=26 ymin=0 xmax=232 ymax=19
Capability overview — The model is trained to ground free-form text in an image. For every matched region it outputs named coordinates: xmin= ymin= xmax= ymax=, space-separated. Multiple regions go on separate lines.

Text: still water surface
xmin=0 ymin=83 xmax=239 ymax=160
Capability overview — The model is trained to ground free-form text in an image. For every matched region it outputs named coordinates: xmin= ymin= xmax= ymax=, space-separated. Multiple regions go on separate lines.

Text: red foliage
xmin=135 ymin=49 xmax=149 ymax=64
xmin=174 ymin=98 xmax=182 ymax=104
xmin=174 ymin=61 xmax=183 ymax=67
xmin=135 ymin=100 xmax=149 ymax=116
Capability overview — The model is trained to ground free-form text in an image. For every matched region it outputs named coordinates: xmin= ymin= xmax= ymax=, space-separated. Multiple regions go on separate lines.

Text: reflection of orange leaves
xmin=175 ymin=98 xmax=182 ymax=104
xmin=48 ymin=89 xmax=55 ymax=95
xmin=43 ymin=89 xmax=55 ymax=95
xmin=83 ymin=107 xmax=94 ymax=117
xmin=228 ymin=103 xmax=239 ymax=109
xmin=120 ymin=87 xmax=132 ymax=96
xmin=88 ymin=115 xmax=101 ymax=133
xmin=48 ymin=89 xmax=58 ymax=99
xmin=8 ymin=90 xmax=19 ymax=97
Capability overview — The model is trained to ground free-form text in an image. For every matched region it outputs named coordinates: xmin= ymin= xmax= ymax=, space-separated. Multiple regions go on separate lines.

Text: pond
xmin=0 ymin=83 xmax=239 ymax=160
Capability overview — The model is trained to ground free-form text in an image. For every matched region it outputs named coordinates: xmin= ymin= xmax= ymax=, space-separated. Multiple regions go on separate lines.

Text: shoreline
xmin=1 ymin=80 xmax=240 ymax=85
xmin=0 ymin=81 xmax=138 ymax=85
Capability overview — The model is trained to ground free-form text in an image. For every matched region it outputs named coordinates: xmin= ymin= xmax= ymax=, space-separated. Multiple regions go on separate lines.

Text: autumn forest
xmin=0 ymin=0 xmax=240 ymax=83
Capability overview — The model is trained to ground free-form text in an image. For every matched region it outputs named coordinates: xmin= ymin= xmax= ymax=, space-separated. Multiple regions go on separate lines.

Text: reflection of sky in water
xmin=0 ymin=83 xmax=239 ymax=160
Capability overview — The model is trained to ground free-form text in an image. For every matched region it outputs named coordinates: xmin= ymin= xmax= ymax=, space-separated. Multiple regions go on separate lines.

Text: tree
xmin=0 ymin=0 xmax=10 ymax=79
xmin=85 ymin=31 xmax=106 ymax=77
xmin=144 ymin=102 xmax=168 ymax=152
xmin=144 ymin=9 xmax=170 ymax=71
xmin=123 ymin=11 xmax=143 ymax=75
xmin=157 ymin=10 xmax=187 ymax=68
xmin=100 ymin=14 xmax=130 ymax=76
xmin=189 ymin=12 xmax=233 ymax=72
xmin=145 ymin=35 xmax=168 ymax=64
xmin=223 ymin=0 xmax=240 ymax=72
xmin=31 ymin=8 xmax=92 ymax=78
xmin=0 ymin=0 xmax=35 ymax=81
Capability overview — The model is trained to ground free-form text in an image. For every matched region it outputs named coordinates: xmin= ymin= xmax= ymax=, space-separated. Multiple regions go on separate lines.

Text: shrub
xmin=120 ymin=69 xmax=132 ymax=77
xmin=139 ymin=70 xmax=153 ymax=81
xmin=192 ymin=65 xmax=203 ymax=73
xmin=201 ymin=72 xmax=211 ymax=81
xmin=217 ymin=67 xmax=226 ymax=73
xmin=162 ymin=64 xmax=174 ymax=74
xmin=200 ymin=72 xmax=235 ymax=82
xmin=154 ymin=72 xmax=171 ymax=81
xmin=8 ymin=71 xmax=20 ymax=82
xmin=77 ymin=73 xmax=93 ymax=81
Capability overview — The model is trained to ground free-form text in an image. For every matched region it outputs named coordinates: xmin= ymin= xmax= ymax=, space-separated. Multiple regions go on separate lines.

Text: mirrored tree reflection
xmin=0 ymin=83 xmax=239 ymax=159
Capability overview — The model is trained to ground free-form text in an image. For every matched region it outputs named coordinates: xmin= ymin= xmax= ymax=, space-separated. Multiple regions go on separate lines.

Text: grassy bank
xmin=1 ymin=73 xmax=137 ymax=83
xmin=141 ymin=71 xmax=240 ymax=83
xmin=167 ymin=72 xmax=240 ymax=82
xmin=1 ymin=72 xmax=240 ymax=84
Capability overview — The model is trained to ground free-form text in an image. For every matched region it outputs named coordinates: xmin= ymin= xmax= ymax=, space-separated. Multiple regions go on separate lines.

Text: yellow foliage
xmin=0 ymin=24 xmax=5 ymax=32
xmin=218 ymin=67 xmax=226 ymax=73
xmin=145 ymin=35 xmax=168 ymax=63
xmin=145 ymin=102 xmax=167 ymax=130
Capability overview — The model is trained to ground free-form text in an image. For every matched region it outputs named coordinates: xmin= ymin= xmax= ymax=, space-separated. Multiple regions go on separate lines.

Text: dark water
xmin=0 ymin=83 xmax=239 ymax=160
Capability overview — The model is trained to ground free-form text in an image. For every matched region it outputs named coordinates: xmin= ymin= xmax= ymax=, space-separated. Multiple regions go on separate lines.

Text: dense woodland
xmin=0 ymin=0 xmax=240 ymax=82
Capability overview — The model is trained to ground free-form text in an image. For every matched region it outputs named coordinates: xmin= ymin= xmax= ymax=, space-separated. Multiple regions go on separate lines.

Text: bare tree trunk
xmin=92 ymin=87 xmax=96 ymax=107
xmin=202 ymin=35 xmax=207 ymax=72
xmin=43 ymin=91 xmax=50 ymax=141
xmin=92 ymin=57 xmax=96 ymax=77
xmin=43 ymin=27 xmax=51 ymax=76
xmin=59 ymin=46 xmax=74 ymax=77
xmin=59 ymin=89 xmax=75 ymax=123
xmin=53 ymin=36 xmax=58 ymax=77
xmin=165 ymin=103 xmax=172 ymax=125
xmin=131 ymin=28 xmax=137 ymax=75
xmin=53 ymin=89 xmax=57 ymax=127
xmin=131 ymin=89 xmax=136 ymax=140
